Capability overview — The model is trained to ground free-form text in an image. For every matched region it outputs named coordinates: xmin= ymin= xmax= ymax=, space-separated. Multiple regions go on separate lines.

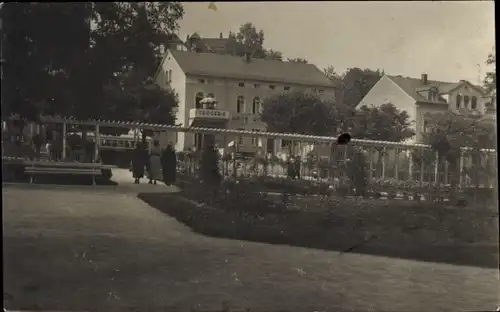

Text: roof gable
xmin=168 ymin=49 xmax=334 ymax=87
xmin=386 ymin=75 xmax=486 ymax=103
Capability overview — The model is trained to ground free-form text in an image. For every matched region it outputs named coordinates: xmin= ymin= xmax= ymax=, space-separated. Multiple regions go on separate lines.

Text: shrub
xmin=346 ymin=150 xmax=369 ymax=196
xmin=199 ymin=145 xmax=222 ymax=189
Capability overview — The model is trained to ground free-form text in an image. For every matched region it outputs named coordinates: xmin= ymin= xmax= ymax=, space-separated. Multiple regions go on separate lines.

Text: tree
xmin=483 ymin=50 xmax=496 ymax=96
xmin=264 ymin=49 xmax=283 ymax=61
xmin=340 ymin=68 xmax=383 ymax=108
xmin=1 ymin=3 xmax=92 ymax=121
xmin=234 ymin=22 xmax=265 ymax=58
xmin=421 ymin=112 xmax=495 ymax=199
xmin=1 ymin=2 xmax=184 ymax=125
xmin=323 ymin=66 xmax=342 ymax=83
xmin=260 ymin=90 xmax=338 ymax=136
xmin=351 ymin=104 xmax=415 ymax=142
xmin=286 ymin=57 xmax=308 ymax=64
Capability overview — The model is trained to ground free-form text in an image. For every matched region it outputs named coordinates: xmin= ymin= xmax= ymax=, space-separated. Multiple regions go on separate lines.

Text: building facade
xmin=154 ymin=49 xmax=336 ymax=153
xmin=357 ymin=73 xmax=496 ymax=143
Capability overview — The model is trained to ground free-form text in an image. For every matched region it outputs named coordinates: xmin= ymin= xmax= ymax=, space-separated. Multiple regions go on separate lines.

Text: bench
xmin=24 ymin=166 xmax=102 ymax=185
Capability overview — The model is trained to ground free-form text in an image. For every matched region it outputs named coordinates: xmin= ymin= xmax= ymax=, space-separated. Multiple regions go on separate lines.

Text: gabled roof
xmin=387 ymin=75 xmax=486 ymax=103
xmin=166 ymin=49 xmax=334 ymax=87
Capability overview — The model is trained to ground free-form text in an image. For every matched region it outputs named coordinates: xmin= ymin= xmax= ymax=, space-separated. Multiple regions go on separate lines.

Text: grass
xmin=4 ymin=186 xmax=500 ymax=311
xmin=139 ymin=190 xmax=499 ymax=269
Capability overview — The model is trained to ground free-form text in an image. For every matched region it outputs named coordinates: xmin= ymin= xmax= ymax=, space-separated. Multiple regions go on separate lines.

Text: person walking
xmin=161 ymin=143 xmax=177 ymax=186
xmin=132 ymin=143 xmax=147 ymax=184
xmin=148 ymin=140 xmax=162 ymax=185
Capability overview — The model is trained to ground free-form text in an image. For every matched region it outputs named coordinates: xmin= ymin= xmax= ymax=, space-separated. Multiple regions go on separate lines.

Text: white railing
xmin=189 ymin=108 xmax=229 ymax=120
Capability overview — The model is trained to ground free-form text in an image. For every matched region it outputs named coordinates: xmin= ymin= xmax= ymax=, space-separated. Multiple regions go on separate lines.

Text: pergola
xmin=4 ymin=114 xmax=495 ymax=187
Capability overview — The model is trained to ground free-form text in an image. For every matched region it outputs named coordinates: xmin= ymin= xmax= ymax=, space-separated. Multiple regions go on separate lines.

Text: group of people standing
xmin=131 ymin=141 xmax=177 ymax=185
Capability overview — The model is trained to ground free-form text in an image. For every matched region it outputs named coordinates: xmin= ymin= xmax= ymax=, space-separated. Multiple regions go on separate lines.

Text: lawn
xmin=3 ymin=186 xmax=499 ymax=311
xmin=139 ymin=183 xmax=499 ymax=269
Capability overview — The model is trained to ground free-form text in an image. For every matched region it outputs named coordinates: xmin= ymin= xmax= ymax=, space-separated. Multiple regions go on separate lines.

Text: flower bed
xmin=140 ymin=177 xmax=499 ymax=268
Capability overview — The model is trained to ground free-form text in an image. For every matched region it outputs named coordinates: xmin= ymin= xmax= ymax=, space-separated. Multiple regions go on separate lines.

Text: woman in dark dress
xmin=161 ymin=144 xmax=177 ymax=185
xmin=132 ymin=144 xmax=147 ymax=184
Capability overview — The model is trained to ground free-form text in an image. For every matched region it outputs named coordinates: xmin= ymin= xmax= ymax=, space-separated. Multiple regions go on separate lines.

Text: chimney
xmin=244 ymin=52 xmax=251 ymax=62
xmin=421 ymin=73 xmax=428 ymax=85
xmin=219 ymin=32 xmax=223 ymax=39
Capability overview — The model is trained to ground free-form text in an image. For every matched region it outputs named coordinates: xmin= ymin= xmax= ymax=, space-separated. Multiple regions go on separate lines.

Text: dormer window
xmin=456 ymin=94 xmax=462 ymax=109
xmin=464 ymin=95 xmax=470 ymax=109
xmin=471 ymin=96 xmax=477 ymax=110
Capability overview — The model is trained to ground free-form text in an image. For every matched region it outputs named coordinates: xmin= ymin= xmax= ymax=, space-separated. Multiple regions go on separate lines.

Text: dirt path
xmin=3 ymin=185 xmax=499 ymax=311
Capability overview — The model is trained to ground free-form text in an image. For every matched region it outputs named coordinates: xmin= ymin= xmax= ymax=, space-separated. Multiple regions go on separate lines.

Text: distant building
xmin=153 ymin=49 xmax=335 ymax=153
xmin=357 ymin=73 xmax=495 ymax=143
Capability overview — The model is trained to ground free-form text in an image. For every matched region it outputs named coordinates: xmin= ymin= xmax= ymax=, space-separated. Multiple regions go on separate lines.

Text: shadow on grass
xmin=138 ymin=191 xmax=499 ymax=269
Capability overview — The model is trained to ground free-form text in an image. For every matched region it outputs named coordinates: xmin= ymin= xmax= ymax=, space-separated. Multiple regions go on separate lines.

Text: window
xmin=464 ymin=95 xmax=470 ymax=108
xmin=284 ymin=86 xmax=291 ymax=91
xmin=456 ymin=94 xmax=462 ymax=109
xmin=238 ymin=82 xmax=245 ymax=87
xmin=423 ymin=120 xmax=428 ymax=133
xmin=252 ymin=129 xmax=261 ymax=146
xmin=471 ymin=96 xmax=477 ymax=110
xmin=237 ymin=95 xmax=245 ymax=113
xmin=168 ymin=69 xmax=172 ymax=83
xmin=252 ymin=97 xmax=262 ymax=114
xmin=254 ymin=84 xmax=260 ymax=88
xmin=207 ymin=79 xmax=215 ymax=84
xmin=198 ymin=79 xmax=205 ymax=84
xmin=269 ymin=85 xmax=276 ymax=90
xmin=237 ymin=129 xmax=244 ymax=145
xmin=195 ymin=92 xmax=204 ymax=109
xmin=318 ymin=89 xmax=324 ymax=94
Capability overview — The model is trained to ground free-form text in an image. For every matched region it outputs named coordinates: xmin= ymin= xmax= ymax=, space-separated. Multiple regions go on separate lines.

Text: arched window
xmin=195 ymin=92 xmax=204 ymax=109
xmin=237 ymin=95 xmax=245 ymax=113
xmin=471 ymin=96 xmax=477 ymax=110
xmin=464 ymin=95 xmax=470 ymax=108
xmin=252 ymin=97 xmax=262 ymax=114
xmin=456 ymin=94 xmax=462 ymax=109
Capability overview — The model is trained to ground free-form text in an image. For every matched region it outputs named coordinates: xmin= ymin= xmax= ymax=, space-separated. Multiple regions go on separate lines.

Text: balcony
xmin=189 ymin=108 xmax=230 ymax=128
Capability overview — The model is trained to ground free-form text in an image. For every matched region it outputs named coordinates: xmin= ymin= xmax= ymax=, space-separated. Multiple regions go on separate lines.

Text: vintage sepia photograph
xmin=1 ymin=1 xmax=498 ymax=311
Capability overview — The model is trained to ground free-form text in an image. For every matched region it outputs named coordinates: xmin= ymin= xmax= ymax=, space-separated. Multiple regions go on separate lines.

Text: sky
xmin=177 ymin=1 xmax=495 ymax=84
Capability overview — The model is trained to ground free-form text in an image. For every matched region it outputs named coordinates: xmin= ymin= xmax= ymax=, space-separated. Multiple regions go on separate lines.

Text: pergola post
xmin=94 ymin=124 xmax=100 ymax=162
xmin=62 ymin=122 xmax=67 ymax=160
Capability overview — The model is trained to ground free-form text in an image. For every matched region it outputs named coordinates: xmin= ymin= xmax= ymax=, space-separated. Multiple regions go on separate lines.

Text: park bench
xmin=25 ymin=166 xmax=101 ymax=185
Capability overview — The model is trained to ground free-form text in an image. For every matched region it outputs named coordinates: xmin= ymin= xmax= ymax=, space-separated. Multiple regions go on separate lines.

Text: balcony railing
xmin=189 ymin=108 xmax=229 ymax=120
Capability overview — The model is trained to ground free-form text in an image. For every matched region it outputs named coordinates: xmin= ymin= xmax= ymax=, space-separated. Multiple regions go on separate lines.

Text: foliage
xmin=286 ymin=57 xmax=308 ymax=64
xmin=1 ymin=2 xmax=184 ymax=125
xmin=200 ymin=145 xmax=222 ymax=188
xmin=264 ymin=49 xmax=284 ymax=61
xmin=421 ymin=111 xmax=496 ymax=195
xmin=346 ymin=149 xmax=369 ymax=196
xmin=351 ymin=103 xmax=415 ymax=142
xmin=483 ymin=49 xmax=496 ymax=96
xmin=260 ymin=90 xmax=340 ymax=136
xmin=323 ymin=66 xmax=383 ymax=108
